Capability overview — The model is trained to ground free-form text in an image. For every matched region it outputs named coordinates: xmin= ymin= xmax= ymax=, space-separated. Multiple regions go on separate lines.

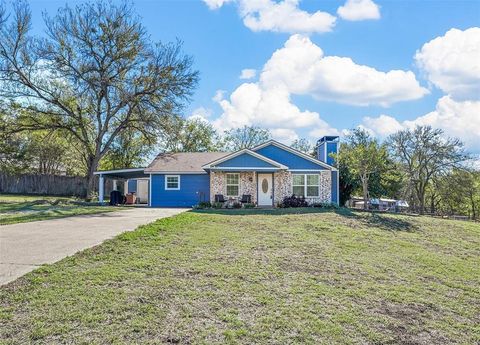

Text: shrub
xmin=312 ymin=202 xmax=339 ymax=209
xmin=232 ymin=201 xmax=242 ymax=209
xmin=86 ymin=191 xmax=99 ymax=202
xmin=195 ymin=201 xmax=211 ymax=209
xmin=280 ymin=195 xmax=308 ymax=208
xmin=243 ymin=203 xmax=255 ymax=209
xmin=212 ymin=202 xmax=223 ymax=209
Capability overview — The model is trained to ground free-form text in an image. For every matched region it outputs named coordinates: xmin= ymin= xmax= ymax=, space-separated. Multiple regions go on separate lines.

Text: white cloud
xmin=337 ymin=0 xmax=380 ymax=21
xmin=212 ymin=34 xmax=428 ymax=143
xmin=362 ymin=114 xmax=404 ymax=137
xmin=270 ymin=128 xmax=299 ymax=142
xmin=239 ymin=68 xmax=257 ymax=80
xmin=203 ymin=0 xmax=336 ymax=34
xmin=213 ymin=82 xmax=328 ymax=133
xmin=212 ymin=89 xmax=226 ymax=102
xmin=202 ymin=0 xmax=233 ymax=10
xmin=240 ymin=0 xmax=336 ymax=34
xmin=188 ymin=107 xmax=213 ymax=122
xmin=405 ymin=96 xmax=480 ymax=151
xmin=415 ymin=27 xmax=480 ymax=100
xmin=361 ymin=96 xmax=480 ymax=153
xmin=261 ymin=34 xmax=428 ymax=106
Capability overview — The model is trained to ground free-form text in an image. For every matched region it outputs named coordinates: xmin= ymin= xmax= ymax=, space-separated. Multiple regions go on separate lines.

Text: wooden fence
xmin=0 ymin=173 xmax=112 ymax=197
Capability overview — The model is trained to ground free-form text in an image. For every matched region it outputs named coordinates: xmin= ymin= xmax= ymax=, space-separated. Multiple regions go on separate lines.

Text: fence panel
xmin=0 ymin=173 xmax=112 ymax=197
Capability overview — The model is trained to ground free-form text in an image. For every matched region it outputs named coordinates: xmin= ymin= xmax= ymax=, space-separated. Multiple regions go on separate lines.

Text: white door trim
xmin=257 ymin=173 xmax=273 ymax=206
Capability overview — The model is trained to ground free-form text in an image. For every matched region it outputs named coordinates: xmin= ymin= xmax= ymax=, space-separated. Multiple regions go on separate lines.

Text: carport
xmin=93 ymin=168 xmax=150 ymax=205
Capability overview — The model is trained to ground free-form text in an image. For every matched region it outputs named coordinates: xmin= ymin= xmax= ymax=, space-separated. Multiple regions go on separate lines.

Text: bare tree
xmin=291 ymin=138 xmax=313 ymax=155
xmin=0 ymin=1 xmax=198 ymax=196
xmin=388 ymin=126 xmax=468 ymax=214
xmin=224 ymin=125 xmax=271 ymax=151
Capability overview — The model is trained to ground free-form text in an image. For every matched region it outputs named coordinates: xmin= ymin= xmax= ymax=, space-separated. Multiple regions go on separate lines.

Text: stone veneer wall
xmin=210 ymin=171 xmax=257 ymax=203
xmin=211 ymin=170 xmax=332 ymax=205
xmin=273 ymin=170 xmax=292 ymax=205
xmin=240 ymin=172 xmax=257 ymax=203
xmin=274 ymin=170 xmax=332 ymax=205
xmin=210 ymin=171 xmax=224 ymax=203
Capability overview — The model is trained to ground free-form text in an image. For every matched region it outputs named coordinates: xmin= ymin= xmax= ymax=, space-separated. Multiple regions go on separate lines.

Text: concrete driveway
xmin=0 ymin=207 xmax=187 ymax=285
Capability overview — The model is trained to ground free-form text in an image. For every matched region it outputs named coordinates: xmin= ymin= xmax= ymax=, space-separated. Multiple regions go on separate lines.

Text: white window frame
xmin=165 ymin=175 xmax=180 ymax=190
xmin=292 ymin=174 xmax=320 ymax=197
xmin=292 ymin=174 xmax=306 ymax=197
xmin=225 ymin=173 xmax=240 ymax=197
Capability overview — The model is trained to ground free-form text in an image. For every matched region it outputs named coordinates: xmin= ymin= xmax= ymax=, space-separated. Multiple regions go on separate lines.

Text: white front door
xmin=257 ymin=173 xmax=273 ymax=206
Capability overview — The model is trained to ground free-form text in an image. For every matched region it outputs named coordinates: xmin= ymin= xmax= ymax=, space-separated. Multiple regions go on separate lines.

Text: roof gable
xmin=203 ymin=149 xmax=286 ymax=170
xmin=252 ymin=140 xmax=336 ymax=170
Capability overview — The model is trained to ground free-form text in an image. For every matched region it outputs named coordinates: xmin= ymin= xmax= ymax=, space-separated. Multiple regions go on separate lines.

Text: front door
xmin=257 ymin=173 xmax=273 ymax=206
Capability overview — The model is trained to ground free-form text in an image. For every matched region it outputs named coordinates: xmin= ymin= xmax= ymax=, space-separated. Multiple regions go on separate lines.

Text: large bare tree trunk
xmin=85 ymin=155 xmax=100 ymax=200
xmin=419 ymin=189 xmax=426 ymax=215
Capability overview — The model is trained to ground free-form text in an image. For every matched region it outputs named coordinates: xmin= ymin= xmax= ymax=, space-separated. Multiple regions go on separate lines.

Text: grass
xmin=0 ymin=209 xmax=479 ymax=344
xmin=0 ymin=194 xmax=116 ymax=225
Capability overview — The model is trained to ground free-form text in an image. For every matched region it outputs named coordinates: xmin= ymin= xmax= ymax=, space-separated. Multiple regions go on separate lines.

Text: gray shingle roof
xmin=145 ymin=152 xmax=228 ymax=173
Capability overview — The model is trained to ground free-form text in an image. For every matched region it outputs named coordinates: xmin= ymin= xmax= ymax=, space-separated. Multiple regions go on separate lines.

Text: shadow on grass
xmin=342 ymin=209 xmax=417 ymax=232
xmin=192 ymin=207 xmax=417 ymax=232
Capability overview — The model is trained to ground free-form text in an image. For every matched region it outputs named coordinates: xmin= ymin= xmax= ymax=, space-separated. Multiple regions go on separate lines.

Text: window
xmin=292 ymin=174 xmax=305 ymax=196
xmin=165 ymin=175 xmax=180 ymax=190
xmin=306 ymin=174 xmax=319 ymax=197
xmin=292 ymin=174 xmax=320 ymax=197
xmin=226 ymin=173 xmax=239 ymax=196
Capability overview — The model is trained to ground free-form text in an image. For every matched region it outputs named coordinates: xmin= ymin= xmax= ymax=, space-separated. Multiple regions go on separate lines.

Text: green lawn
xmin=1 ymin=209 xmax=479 ymax=344
xmin=0 ymin=194 xmax=116 ymax=225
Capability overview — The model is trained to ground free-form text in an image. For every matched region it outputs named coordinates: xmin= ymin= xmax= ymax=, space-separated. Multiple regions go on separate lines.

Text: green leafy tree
xmin=388 ymin=126 xmax=468 ymax=214
xmin=336 ymin=129 xmax=388 ymax=209
xmin=1 ymin=104 xmax=84 ymax=175
xmin=434 ymin=169 xmax=480 ymax=219
xmin=337 ymin=163 xmax=360 ymax=206
xmin=224 ymin=125 xmax=271 ymax=151
xmin=100 ymin=129 xmax=154 ymax=170
xmin=0 ymin=1 xmax=198 ymax=197
xmin=159 ymin=117 xmax=222 ymax=152
xmin=367 ymin=158 xmax=404 ymax=199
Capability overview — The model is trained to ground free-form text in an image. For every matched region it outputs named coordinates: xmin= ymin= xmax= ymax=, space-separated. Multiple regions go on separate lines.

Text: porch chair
xmin=240 ymin=194 xmax=252 ymax=204
xmin=215 ymin=194 xmax=226 ymax=203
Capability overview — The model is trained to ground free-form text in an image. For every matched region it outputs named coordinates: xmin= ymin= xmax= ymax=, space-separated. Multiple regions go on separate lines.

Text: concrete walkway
xmin=0 ymin=208 xmax=187 ymax=285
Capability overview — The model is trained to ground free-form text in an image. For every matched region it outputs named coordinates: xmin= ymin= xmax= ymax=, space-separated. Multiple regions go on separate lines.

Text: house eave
xmin=206 ymin=167 xmax=283 ymax=172
xmin=147 ymin=171 xmax=208 ymax=174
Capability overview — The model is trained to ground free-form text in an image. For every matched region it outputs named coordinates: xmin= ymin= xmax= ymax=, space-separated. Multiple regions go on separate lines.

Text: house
xmin=94 ymin=136 xmax=339 ymax=207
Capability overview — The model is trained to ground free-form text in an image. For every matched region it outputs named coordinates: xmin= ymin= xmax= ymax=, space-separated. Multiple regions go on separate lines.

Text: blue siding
xmin=326 ymin=142 xmax=337 ymax=166
xmin=317 ymin=143 xmax=326 ymax=162
xmin=331 ymin=171 xmax=339 ymax=205
xmin=128 ymin=180 xmax=137 ymax=193
xmin=150 ymin=174 xmax=210 ymax=207
xmin=255 ymin=145 xmax=327 ymax=170
xmin=215 ymin=152 xmax=277 ymax=168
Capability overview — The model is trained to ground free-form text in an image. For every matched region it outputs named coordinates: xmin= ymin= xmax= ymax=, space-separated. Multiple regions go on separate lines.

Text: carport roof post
xmin=98 ymin=174 xmax=105 ymax=204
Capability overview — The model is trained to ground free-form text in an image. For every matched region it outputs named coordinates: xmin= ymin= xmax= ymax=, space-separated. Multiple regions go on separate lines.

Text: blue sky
xmin=25 ymin=0 xmax=480 ymax=152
